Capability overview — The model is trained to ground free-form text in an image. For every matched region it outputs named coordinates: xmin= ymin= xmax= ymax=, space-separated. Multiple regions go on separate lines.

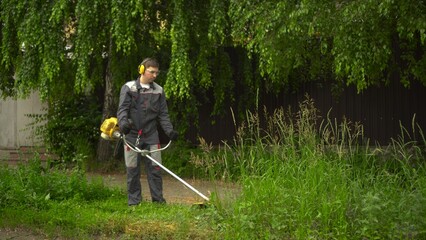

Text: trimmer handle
xmin=122 ymin=135 xmax=171 ymax=154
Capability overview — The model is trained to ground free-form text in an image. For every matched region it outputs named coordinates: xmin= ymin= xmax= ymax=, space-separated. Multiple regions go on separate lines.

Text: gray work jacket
xmin=117 ymin=78 xmax=174 ymax=146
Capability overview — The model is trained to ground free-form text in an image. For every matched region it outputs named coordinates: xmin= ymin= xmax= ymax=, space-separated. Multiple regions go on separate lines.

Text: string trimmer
xmin=100 ymin=117 xmax=210 ymax=205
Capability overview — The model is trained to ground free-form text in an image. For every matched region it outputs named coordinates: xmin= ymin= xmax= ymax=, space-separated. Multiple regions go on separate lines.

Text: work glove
xmin=168 ymin=130 xmax=179 ymax=141
xmin=120 ymin=122 xmax=131 ymax=135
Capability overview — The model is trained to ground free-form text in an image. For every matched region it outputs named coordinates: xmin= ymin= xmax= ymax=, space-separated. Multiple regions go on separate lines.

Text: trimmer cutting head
xmin=192 ymin=201 xmax=210 ymax=209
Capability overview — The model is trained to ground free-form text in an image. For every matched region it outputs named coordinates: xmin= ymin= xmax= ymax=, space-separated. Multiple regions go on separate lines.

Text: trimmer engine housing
xmin=100 ymin=117 xmax=121 ymax=140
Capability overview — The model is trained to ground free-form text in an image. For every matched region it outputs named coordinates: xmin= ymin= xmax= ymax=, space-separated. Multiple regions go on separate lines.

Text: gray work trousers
xmin=124 ymin=144 xmax=165 ymax=205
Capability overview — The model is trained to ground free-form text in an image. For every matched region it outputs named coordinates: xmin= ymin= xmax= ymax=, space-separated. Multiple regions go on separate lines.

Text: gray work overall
xmin=124 ymin=144 xmax=164 ymax=205
xmin=117 ymin=79 xmax=174 ymax=206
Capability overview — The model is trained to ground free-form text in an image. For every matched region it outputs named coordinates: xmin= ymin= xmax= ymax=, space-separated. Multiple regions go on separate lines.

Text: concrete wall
xmin=0 ymin=91 xmax=46 ymax=149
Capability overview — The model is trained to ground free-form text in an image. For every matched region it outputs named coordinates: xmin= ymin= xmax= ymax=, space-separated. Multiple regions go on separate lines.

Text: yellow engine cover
xmin=100 ymin=117 xmax=120 ymax=140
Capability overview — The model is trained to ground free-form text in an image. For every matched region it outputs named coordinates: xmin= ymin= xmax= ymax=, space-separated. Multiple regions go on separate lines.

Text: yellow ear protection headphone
xmin=138 ymin=62 xmax=145 ymax=74
xmin=138 ymin=58 xmax=150 ymax=75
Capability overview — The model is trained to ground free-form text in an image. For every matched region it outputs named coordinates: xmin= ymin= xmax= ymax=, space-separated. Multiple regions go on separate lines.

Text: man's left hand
xmin=169 ymin=130 xmax=179 ymax=141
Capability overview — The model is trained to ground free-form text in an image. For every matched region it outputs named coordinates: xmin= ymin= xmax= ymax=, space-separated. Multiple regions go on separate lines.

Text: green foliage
xmin=208 ymin=0 xmax=228 ymax=45
xmin=111 ymin=0 xmax=136 ymax=54
xmin=211 ymin=49 xmax=234 ymax=117
xmin=228 ymin=0 xmax=426 ymax=92
xmin=31 ymin=95 xmax=102 ymax=166
xmin=162 ymin=141 xmax=204 ymax=178
xmin=333 ymin=0 xmax=393 ymax=90
xmin=74 ymin=0 xmax=110 ymax=93
xmin=2 ymin=0 xmax=426 ymax=166
xmin=229 ymin=1 xmax=330 ymax=91
xmin=166 ymin=0 xmax=192 ymax=100
xmin=0 ymin=158 xmax=119 ymax=210
xmin=0 ymin=0 xmax=69 ymax=99
xmin=1 ymin=0 xmax=426 ymax=137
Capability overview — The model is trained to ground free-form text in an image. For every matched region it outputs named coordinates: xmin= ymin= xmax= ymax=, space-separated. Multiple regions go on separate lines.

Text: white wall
xmin=0 ymin=96 xmax=17 ymax=148
xmin=0 ymin=91 xmax=46 ymax=149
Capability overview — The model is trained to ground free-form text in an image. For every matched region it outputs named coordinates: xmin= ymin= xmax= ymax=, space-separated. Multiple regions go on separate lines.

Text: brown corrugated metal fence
xmin=185 ymin=79 xmax=426 ymax=146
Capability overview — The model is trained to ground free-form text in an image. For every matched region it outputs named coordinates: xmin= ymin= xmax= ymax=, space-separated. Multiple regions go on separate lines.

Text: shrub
xmin=30 ymin=95 xmax=102 ymax=167
xmin=0 ymin=157 xmax=119 ymax=210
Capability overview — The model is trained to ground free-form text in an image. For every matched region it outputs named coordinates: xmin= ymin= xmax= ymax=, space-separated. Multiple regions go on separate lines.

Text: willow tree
xmin=2 ymin=0 xmax=424 ymax=162
xmin=0 ymin=0 xmax=173 ymax=162
xmin=0 ymin=0 xmax=242 ymax=162
xmin=228 ymin=0 xmax=426 ymax=92
xmin=165 ymin=0 xmax=241 ymax=126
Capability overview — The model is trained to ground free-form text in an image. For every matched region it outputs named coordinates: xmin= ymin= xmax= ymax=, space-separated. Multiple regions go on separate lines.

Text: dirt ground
xmin=2 ymin=156 xmax=241 ymax=204
xmin=90 ymin=171 xmax=241 ymax=204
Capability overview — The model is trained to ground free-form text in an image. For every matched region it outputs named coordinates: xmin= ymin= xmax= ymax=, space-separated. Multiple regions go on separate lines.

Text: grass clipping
xmin=125 ymin=220 xmax=177 ymax=238
xmin=124 ymin=219 xmax=212 ymax=239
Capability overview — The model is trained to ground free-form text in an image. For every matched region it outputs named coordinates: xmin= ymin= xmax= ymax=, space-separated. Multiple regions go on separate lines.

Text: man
xmin=117 ymin=58 xmax=178 ymax=205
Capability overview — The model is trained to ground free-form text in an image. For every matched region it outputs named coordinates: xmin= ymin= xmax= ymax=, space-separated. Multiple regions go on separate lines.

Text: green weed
xmin=202 ymin=95 xmax=426 ymax=239
xmin=0 ymin=158 xmax=217 ymax=239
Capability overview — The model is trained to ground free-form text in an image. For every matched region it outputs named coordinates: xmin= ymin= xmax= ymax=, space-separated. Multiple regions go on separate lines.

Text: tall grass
xmin=0 ymin=156 xmax=118 ymax=210
xmin=196 ymin=96 xmax=426 ymax=239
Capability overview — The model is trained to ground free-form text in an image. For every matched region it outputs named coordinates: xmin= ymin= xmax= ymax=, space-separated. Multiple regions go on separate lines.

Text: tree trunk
xmin=96 ymin=38 xmax=118 ymax=163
